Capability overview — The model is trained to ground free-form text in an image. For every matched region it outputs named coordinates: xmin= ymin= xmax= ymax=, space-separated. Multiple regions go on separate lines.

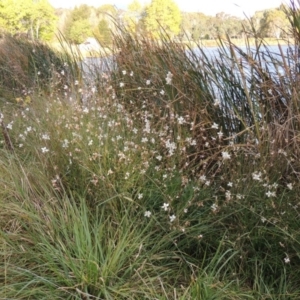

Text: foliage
xmin=63 ymin=4 xmax=93 ymax=44
xmin=260 ymin=8 xmax=290 ymax=38
xmin=2 ymin=1 xmax=300 ymax=299
xmin=143 ymin=0 xmax=182 ymax=38
xmin=0 ymin=0 xmax=57 ymax=41
xmin=68 ymin=19 xmax=93 ymax=44
xmin=97 ymin=4 xmax=118 ymax=16
xmin=94 ymin=19 xmax=113 ymax=47
xmin=0 ymin=33 xmax=71 ymax=99
xmin=181 ymin=6 xmax=290 ymax=41
xmin=122 ymin=0 xmax=144 ymax=34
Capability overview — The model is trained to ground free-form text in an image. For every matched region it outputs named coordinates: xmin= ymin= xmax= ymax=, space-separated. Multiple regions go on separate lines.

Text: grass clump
xmin=1 ymin=2 xmax=300 ymax=299
xmin=0 ymin=32 xmax=82 ymax=101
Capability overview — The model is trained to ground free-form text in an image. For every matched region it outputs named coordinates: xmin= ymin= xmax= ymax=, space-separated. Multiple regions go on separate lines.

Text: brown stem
xmin=1 ymin=121 xmax=14 ymax=152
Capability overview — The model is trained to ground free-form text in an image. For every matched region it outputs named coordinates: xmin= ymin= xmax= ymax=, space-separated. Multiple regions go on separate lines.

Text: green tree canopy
xmin=63 ymin=4 xmax=93 ymax=44
xmin=123 ymin=0 xmax=144 ymax=34
xmin=94 ymin=19 xmax=112 ymax=47
xmin=143 ymin=0 xmax=182 ymax=38
xmin=260 ymin=8 xmax=290 ymax=38
xmin=0 ymin=0 xmax=56 ymax=40
xmin=97 ymin=4 xmax=117 ymax=17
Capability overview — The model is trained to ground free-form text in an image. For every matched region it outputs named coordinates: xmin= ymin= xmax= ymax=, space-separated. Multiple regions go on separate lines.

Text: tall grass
xmin=1 ymin=1 xmax=300 ymax=298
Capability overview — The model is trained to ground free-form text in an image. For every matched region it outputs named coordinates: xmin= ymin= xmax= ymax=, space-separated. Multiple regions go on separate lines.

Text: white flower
xmin=211 ymin=122 xmax=219 ymax=129
xmin=138 ymin=193 xmax=143 ymax=199
xmin=122 ymin=70 xmax=126 ymax=75
xmin=120 ymin=82 xmax=125 ymax=88
xmin=183 ymin=208 xmax=188 ymax=213
xmin=225 ymin=190 xmax=231 ymax=200
xmin=156 ymin=155 xmax=162 ymax=161
xmin=146 ymin=80 xmax=151 ymax=85
xmin=284 ymin=256 xmax=290 ymax=264
xmin=62 ymin=139 xmax=69 ymax=148
xmin=41 ymin=147 xmax=49 ymax=153
xmin=169 ymin=214 xmax=176 ymax=222
xmin=211 ymin=203 xmax=218 ymax=211
xmin=166 ymin=71 xmax=173 ymax=85
xmin=144 ymin=210 xmax=151 ymax=218
xmin=130 ymin=71 xmax=133 ymax=76
xmin=287 ymin=183 xmax=293 ymax=190
xmin=162 ymin=203 xmax=169 ymax=211
xmin=6 ymin=122 xmax=13 ymax=130
xmin=222 ymin=151 xmax=231 ymax=160
xmin=266 ymin=191 xmax=276 ymax=198
xmin=199 ymin=175 xmax=206 ymax=182
xmin=177 ymin=116 xmax=185 ymax=124
xmin=252 ymin=171 xmax=262 ymax=181
xmin=42 ymin=133 xmax=50 ymax=140
xmin=165 ymin=139 xmax=176 ymax=156
xmin=214 ymin=99 xmax=221 ymax=106
xmin=217 ymin=131 xmax=223 ymax=138
xmin=160 ymin=90 xmax=165 ymax=95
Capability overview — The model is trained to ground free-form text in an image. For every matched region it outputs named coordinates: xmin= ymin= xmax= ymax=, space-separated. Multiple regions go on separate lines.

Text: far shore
xmin=50 ymin=38 xmax=292 ymax=59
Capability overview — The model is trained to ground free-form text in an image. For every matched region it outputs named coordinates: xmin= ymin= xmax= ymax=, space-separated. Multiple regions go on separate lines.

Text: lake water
xmin=81 ymin=44 xmax=299 ymax=83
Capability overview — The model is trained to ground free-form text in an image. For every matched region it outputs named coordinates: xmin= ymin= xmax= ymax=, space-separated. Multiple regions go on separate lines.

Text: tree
xmin=180 ymin=12 xmax=214 ymax=40
xmin=96 ymin=4 xmax=117 ymax=37
xmin=0 ymin=0 xmax=57 ymax=40
xmin=143 ymin=0 xmax=181 ymax=39
xmin=68 ymin=19 xmax=92 ymax=44
xmin=123 ymin=0 xmax=144 ymax=34
xmin=64 ymin=5 xmax=93 ymax=44
xmin=94 ymin=19 xmax=112 ymax=46
xmin=260 ymin=8 xmax=290 ymax=38
xmin=27 ymin=0 xmax=57 ymax=40
xmin=249 ymin=10 xmax=265 ymax=36
xmin=97 ymin=4 xmax=117 ymax=17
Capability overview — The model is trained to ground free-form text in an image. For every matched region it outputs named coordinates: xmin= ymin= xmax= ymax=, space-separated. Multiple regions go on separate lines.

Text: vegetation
xmin=95 ymin=19 xmax=113 ymax=47
xmin=143 ymin=0 xmax=182 ymax=38
xmin=63 ymin=4 xmax=93 ymax=44
xmin=1 ymin=0 xmax=300 ymax=299
xmin=0 ymin=0 xmax=56 ymax=41
xmin=0 ymin=0 xmax=292 ymax=45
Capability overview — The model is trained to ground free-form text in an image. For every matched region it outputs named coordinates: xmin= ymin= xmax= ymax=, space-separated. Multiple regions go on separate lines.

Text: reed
xmin=1 ymin=2 xmax=300 ymax=298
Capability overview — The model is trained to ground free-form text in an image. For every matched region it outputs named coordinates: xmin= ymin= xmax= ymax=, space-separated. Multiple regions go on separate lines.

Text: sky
xmin=49 ymin=0 xmax=286 ymax=18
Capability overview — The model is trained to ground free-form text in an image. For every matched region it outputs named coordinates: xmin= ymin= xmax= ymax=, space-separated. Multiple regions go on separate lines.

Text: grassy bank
xmin=1 ymin=4 xmax=300 ymax=299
